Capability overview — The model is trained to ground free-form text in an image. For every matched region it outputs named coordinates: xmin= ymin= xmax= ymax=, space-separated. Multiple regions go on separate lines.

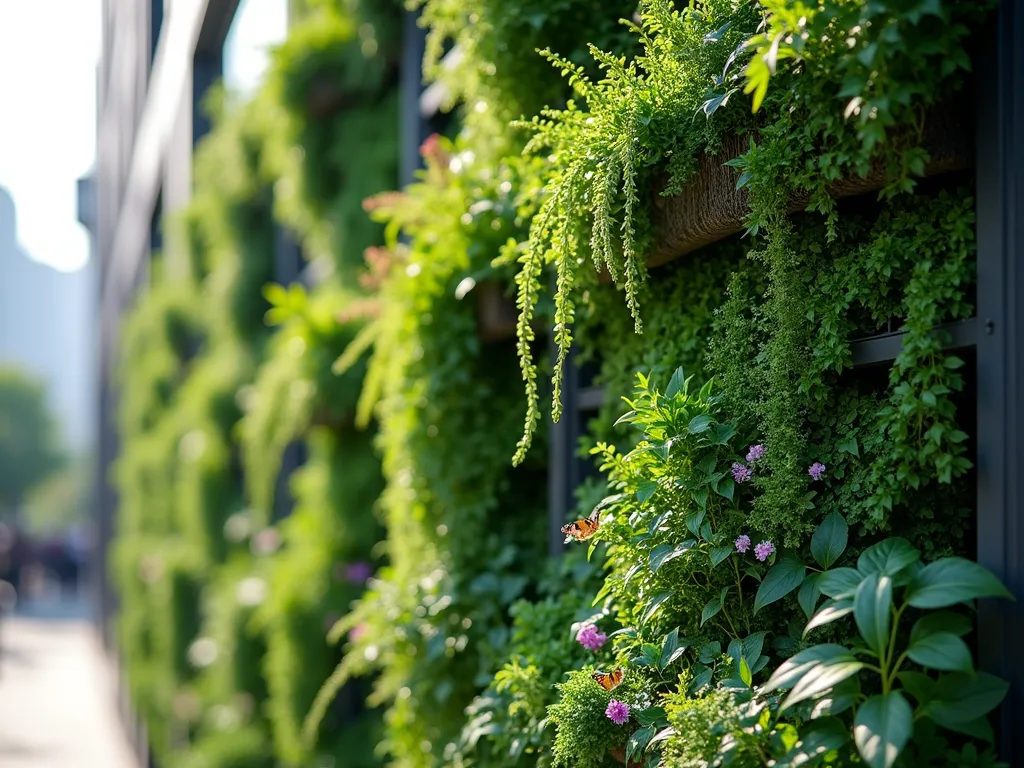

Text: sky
xmin=0 ymin=0 xmax=286 ymax=275
xmin=0 ymin=0 xmax=101 ymax=274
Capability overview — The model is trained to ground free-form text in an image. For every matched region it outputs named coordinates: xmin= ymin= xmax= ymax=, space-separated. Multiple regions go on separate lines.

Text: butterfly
xmin=561 ymin=513 xmax=600 ymax=543
xmin=592 ymin=668 xmax=624 ymax=691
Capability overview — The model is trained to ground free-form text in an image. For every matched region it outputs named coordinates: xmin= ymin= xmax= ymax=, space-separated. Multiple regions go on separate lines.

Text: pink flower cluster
xmin=808 ymin=462 xmax=827 ymax=481
xmin=576 ymin=624 xmax=607 ymax=652
xmin=736 ymin=535 xmax=774 ymax=561
xmin=731 ymin=462 xmax=753 ymax=483
xmin=605 ymin=699 xmax=630 ymax=725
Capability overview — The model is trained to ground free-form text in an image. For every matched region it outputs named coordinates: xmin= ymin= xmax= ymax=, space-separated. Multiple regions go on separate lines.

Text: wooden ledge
xmin=648 ymin=104 xmax=973 ymax=269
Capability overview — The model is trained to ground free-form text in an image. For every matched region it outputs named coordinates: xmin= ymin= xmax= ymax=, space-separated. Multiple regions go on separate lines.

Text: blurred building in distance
xmin=0 ymin=187 xmax=95 ymax=451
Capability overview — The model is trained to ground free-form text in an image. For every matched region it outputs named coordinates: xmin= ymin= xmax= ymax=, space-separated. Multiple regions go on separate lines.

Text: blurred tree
xmin=0 ymin=366 xmax=63 ymax=515
xmin=24 ymin=455 xmax=89 ymax=534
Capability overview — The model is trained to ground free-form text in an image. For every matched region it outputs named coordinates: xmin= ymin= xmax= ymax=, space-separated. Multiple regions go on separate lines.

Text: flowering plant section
xmin=545 ymin=371 xmax=1011 ymax=768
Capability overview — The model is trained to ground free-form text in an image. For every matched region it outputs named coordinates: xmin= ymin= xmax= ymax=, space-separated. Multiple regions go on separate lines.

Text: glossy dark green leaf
xmin=665 ymin=367 xmax=686 ymax=398
xmin=688 ymin=414 xmax=713 ymax=434
xmin=711 ymin=546 xmax=733 ymax=567
xmin=810 ymin=513 xmax=848 ymax=569
xmin=907 ymin=557 xmax=1013 ymax=609
xmin=766 ymin=644 xmax=864 ymax=711
xmin=930 ymin=672 xmax=1009 ymax=723
xmin=853 ymin=692 xmax=912 ymax=768
xmin=775 ymin=718 xmax=849 ymax=767
xmin=906 ymin=632 xmax=973 ymax=673
xmin=640 ymin=590 xmax=674 ymax=625
xmin=817 ymin=567 xmax=862 ymax=599
xmin=857 ymin=538 xmax=920 ymax=577
xmin=854 ymin=574 xmax=893 ymax=656
xmin=649 ymin=541 xmax=693 ymax=572
xmin=659 ymin=629 xmax=681 ymax=670
xmin=636 ymin=480 xmax=658 ymax=504
xmin=754 ymin=552 xmax=806 ymax=614
xmin=626 ymin=725 xmax=656 ymax=762
xmin=798 ymin=573 xmax=821 ymax=619
xmin=804 ymin=597 xmax=854 ymax=636
xmin=909 ymin=611 xmax=973 ymax=644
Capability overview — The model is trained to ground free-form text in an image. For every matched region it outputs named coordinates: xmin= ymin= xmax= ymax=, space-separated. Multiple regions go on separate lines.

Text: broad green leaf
xmin=808 ymin=677 xmax=860 ymax=719
xmin=906 ymin=557 xmax=1013 ymax=609
xmin=754 ymin=552 xmax=806 ymax=614
xmin=857 ymin=538 xmax=920 ymax=577
xmin=804 ymin=598 xmax=854 ymax=636
xmin=636 ymin=480 xmax=658 ymax=504
xmin=897 ymin=671 xmax=935 ymax=705
xmin=700 ymin=588 xmax=727 ymax=627
xmin=640 ymin=591 xmax=674 ymax=625
xmin=817 ymin=567 xmax=862 ymax=599
xmin=665 ymin=367 xmax=686 ymax=399
xmin=698 ymin=642 xmax=720 ymax=664
xmin=854 ymin=692 xmax=912 ymax=768
xmin=649 ymin=541 xmax=693 ymax=572
xmin=711 ymin=546 xmax=733 ymax=567
xmin=659 ymin=629 xmax=680 ymax=670
xmin=837 ymin=437 xmax=860 ymax=457
xmin=716 ymin=475 xmax=736 ymax=501
xmin=906 ymin=632 xmax=973 ymax=673
xmin=626 ymin=725 xmax=656 ymax=762
xmin=635 ymin=706 xmax=667 ymax=728
xmin=687 ymin=665 xmax=713 ymax=695
xmin=811 ymin=513 xmax=848 ymax=569
xmin=909 ymin=611 xmax=973 ymax=643
xmin=798 ymin=573 xmax=821 ymax=619
xmin=775 ymin=718 xmax=849 ymax=767
xmin=686 ymin=509 xmax=706 ymax=537
xmin=854 ymin=574 xmax=893 ymax=656
xmin=688 ymin=414 xmax=713 ymax=434
xmin=739 ymin=657 xmax=752 ymax=687
xmin=930 ymin=672 xmax=1009 ymax=723
xmin=782 ymin=656 xmax=866 ymax=712
xmin=766 ymin=644 xmax=861 ymax=701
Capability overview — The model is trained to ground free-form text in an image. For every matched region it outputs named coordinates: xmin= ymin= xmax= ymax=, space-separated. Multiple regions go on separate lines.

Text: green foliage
xmin=307 ymin=134 xmax=551 ymax=768
xmin=548 ymin=668 xmax=650 ymax=768
xmin=415 ymin=0 xmax=637 ymax=157
xmin=0 ymin=365 xmax=64 ymax=511
xmin=511 ymin=0 xmax=761 ymax=462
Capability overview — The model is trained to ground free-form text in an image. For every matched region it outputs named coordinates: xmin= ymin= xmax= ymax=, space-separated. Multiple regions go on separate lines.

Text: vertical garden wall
xmin=112 ymin=1 xmax=1021 ymax=767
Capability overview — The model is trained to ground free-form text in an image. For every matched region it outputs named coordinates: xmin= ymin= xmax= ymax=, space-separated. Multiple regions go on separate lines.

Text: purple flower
xmin=576 ymin=624 xmax=608 ymax=652
xmin=808 ymin=462 xmax=827 ymax=481
xmin=754 ymin=541 xmax=775 ymax=562
xmin=746 ymin=444 xmax=766 ymax=463
xmin=731 ymin=462 xmax=753 ymax=484
xmin=735 ymin=535 xmax=751 ymax=554
xmin=345 ymin=561 xmax=373 ymax=584
xmin=605 ymin=699 xmax=630 ymax=725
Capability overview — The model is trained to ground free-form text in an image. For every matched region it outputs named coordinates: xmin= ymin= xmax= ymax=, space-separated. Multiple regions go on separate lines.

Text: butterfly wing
xmin=592 ymin=668 xmax=624 ymax=691
xmin=561 ymin=517 xmax=600 ymax=543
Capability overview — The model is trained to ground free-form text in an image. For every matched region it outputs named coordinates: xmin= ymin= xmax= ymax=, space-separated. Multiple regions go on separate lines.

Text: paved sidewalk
xmin=0 ymin=600 xmax=138 ymax=768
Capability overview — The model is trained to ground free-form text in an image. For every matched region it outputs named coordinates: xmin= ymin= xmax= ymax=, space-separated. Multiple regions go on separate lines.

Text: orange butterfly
xmin=561 ymin=514 xmax=600 ymax=543
xmin=592 ymin=668 xmax=624 ymax=691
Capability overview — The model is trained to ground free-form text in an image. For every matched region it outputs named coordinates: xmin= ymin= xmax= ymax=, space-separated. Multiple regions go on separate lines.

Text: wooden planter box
xmin=648 ymin=104 xmax=972 ymax=268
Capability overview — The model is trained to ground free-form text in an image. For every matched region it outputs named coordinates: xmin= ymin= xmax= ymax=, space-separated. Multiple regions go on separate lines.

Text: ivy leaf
xmin=640 ymin=591 xmax=674 ymax=626
xmin=810 ymin=513 xmax=848 ymax=569
xmin=853 ymin=692 xmax=912 ymax=768
xmin=754 ymin=552 xmax=806 ymax=614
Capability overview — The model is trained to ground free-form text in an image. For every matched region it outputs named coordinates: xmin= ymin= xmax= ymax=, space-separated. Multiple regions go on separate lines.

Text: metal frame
xmin=974 ymin=2 xmax=1023 ymax=761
